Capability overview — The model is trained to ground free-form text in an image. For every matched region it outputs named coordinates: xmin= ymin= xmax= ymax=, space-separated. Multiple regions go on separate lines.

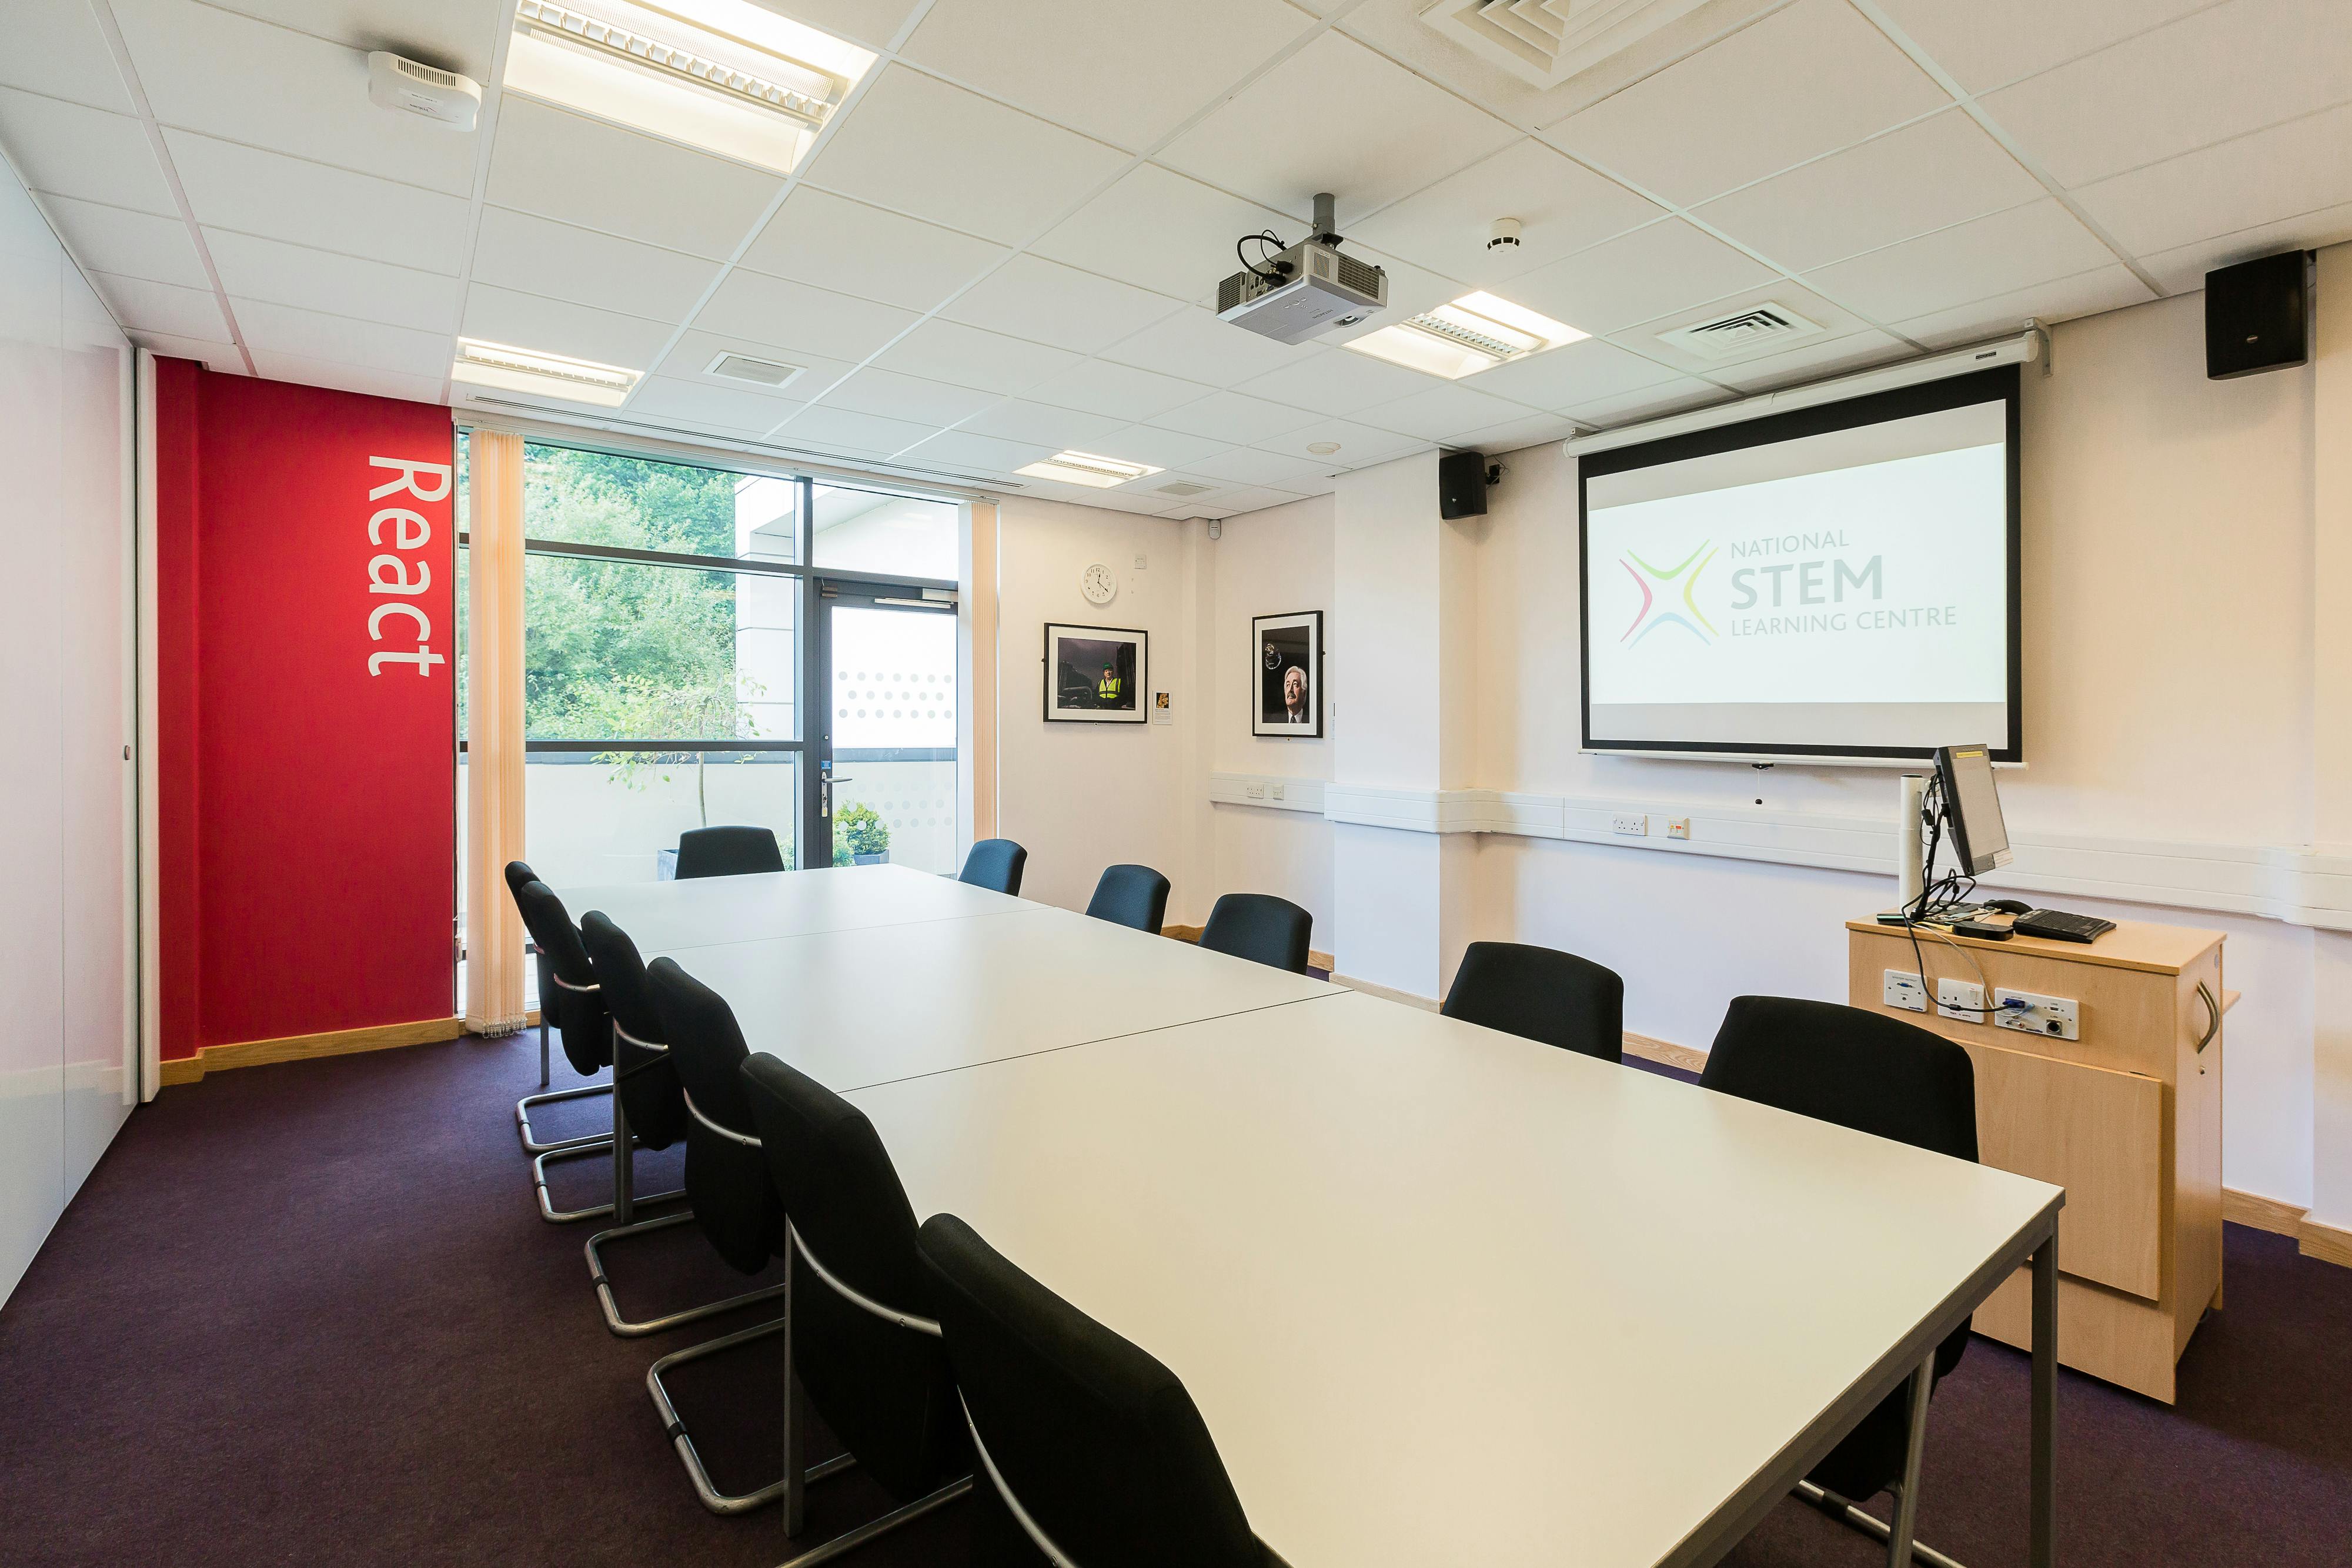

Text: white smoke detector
xmin=368 ymin=52 xmax=482 ymax=131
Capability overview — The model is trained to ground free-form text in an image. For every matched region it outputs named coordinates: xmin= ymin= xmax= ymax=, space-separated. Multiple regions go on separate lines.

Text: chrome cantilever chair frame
xmin=1795 ymin=1354 xmax=1969 ymax=1568
xmin=584 ymin=1022 xmax=789 ymax=1337
xmin=514 ymin=951 xmax=614 ymax=1157
xmin=530 ymin=972 xmax=664 ymax=1224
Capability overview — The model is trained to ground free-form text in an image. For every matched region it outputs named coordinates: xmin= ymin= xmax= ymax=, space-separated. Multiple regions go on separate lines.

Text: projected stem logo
xmin=1618 ymin=542 xmax=1719 ymax=646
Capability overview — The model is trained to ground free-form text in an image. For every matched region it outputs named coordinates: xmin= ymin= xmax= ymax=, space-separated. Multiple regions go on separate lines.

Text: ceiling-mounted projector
xmin=1216 ymin=192 xmax=1387 ymax=345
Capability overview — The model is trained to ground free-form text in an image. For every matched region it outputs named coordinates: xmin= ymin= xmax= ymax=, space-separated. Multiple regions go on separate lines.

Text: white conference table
xmin=557 ymin=863 xmax=1040 ymax=955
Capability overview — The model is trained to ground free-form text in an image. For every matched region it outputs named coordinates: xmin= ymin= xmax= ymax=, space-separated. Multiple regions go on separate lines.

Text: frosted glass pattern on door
xmin=831 ymin=607 xmax=958 ymax=875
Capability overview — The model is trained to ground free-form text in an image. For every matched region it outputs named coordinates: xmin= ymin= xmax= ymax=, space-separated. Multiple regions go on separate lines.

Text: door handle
xmin=2193 ymin=981 xmax=2220 ymax=1074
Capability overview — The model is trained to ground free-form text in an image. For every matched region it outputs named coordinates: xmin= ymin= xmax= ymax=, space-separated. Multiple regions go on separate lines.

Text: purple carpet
xmin=1 ymin=1034 xmax=2346 ymax=1566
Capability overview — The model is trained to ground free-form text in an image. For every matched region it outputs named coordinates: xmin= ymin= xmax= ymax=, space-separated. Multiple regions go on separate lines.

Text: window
xmin=811 ymin=482 xmax=958 ymax=580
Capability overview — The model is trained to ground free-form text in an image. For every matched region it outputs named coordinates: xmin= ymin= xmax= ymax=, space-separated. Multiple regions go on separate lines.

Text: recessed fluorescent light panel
xmin=505 ymin=0 xmax=876 ymax=173
xmin=1014 ymin=451 xmax=1162 ymax=489
xmin=452 ymin=338 xmax=642 ymax=406
xmin=1344 ymin=290 xmax=1586 ymax=380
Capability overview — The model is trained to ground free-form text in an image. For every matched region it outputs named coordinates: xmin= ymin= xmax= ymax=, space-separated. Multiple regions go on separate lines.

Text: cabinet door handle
xmin=2193 ymin=981 xmax=2220 ymax=1072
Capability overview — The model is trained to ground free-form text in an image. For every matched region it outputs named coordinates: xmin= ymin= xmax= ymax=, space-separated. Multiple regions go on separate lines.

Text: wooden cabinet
xmin=1846 ymin=918 xmax=2224 ymax=1403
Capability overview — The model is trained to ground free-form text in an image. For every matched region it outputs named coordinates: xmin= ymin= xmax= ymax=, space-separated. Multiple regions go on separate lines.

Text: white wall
xmin=0 ymin=153 xmax=135 ymax=1306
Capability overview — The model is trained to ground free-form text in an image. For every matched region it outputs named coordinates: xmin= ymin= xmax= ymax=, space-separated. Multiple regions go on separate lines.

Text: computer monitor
xmin=1935 ymin=743 xmax=2013 ymax=875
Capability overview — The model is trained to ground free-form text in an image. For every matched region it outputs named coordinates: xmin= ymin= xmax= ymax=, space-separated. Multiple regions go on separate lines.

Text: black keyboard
xmin=2014 ymin=908 xmax=2116 ymax=944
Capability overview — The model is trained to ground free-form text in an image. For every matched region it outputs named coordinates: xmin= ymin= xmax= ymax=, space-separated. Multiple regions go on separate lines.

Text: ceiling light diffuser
xmin=1015 ymin=451 xmax=1162 ymax=489
xmin=1344 ymin=289 xmax=1587 ymax=380
xmin=505 ymin=0 xmax=876 ymax=173
xmin=452 ymin=338 xmax=642 ymax=406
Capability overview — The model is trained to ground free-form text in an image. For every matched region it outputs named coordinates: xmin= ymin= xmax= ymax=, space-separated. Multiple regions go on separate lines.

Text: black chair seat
xmin=512 ymin=880 xmax=609 ymax=1075
xmin=579 ymin=911 xmax=686 ymax=1150
xmin=648 ymin=957 xmax=785 ymax=1274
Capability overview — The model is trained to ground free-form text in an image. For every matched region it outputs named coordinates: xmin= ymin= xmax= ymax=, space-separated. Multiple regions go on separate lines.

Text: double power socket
xmin=1882 ymin=969 xmax=2080 ymax=1040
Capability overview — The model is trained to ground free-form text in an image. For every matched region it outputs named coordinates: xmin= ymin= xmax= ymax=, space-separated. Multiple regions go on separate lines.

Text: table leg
xmin=2030 ymin=1225 xmax=2057 ymax=1568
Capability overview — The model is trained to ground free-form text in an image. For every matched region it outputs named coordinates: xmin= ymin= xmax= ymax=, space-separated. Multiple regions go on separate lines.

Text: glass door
xmin=811 ymin=584 xmax=960 ymax=874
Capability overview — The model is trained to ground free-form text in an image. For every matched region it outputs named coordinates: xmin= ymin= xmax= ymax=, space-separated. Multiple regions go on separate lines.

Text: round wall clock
xmin=1081 ymin=562 xmax=1117 ymax=605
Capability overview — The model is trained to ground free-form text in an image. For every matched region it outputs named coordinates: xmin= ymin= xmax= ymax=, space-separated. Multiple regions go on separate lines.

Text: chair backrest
xmin=1084 ymin=864 xmax=1171 ymax=934
xmin=917 ymin=1213 xmax=1266 ymax=1568
xmin=1197 ymin=893 xmax=1312 ymax=974
xmin=512 ymin=880 xmax=610 ymax=1074
xmin=1440 ymin=941 xmax=1625 ymax=1064
xmin=740 ymin=1055 xmax=966 ymax=1500
xmin=646 ymin=957 xmax=783 ymax=1274
xmin=503 ymin=860 xmax=538 ymax=903
xmin=1701 ymin=995 xmax=1978 ymax=1162
xmin=958 ymin=837 xmax=1027 ymax=895
xmin=674 ymin=824 xmax=784 ymax=880
xmin=579 ymin=911 xmax=686 ymax=1151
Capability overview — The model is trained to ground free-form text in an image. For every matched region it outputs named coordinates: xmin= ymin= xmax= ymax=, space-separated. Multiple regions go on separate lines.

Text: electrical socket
xmin=1993 ymin=987 xmax=2080 ymax=1041
xmin=1936 ymin=978 xmax=1986 ymax=1022
xmin=1244 ymin=780 xmax=1265 ymax=799
xmin=1269 ymin=781 xmax=1285 ymax=800
xmin=1611 ymin=814 xmax=1648 ymax=836
xmin=1883 ymin=970 xmax=1927 ymax=1014
xmin=1667 ymin=818 xmax=1691 ymax=840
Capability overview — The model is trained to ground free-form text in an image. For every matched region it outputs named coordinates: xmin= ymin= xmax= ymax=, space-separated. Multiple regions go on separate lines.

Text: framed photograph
xmin=1252 ymin=610 xmax=1323 ymax=737
xmin=1044 ymin=623 xmax=1148 ymax=724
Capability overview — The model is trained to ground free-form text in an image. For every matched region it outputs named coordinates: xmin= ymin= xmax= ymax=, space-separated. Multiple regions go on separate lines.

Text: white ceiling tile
xmin=1456 ymin=335 xmax=1683 ymax=410
xmin=1151 ymin=389 xmax=1322 ymax=444
xmin=957 ymin=398 xmax=1130 ymax=450
xmin=625 ymin=374 xmax=802 ymax=434
xmin=818 ymin=366 xmax=999 ymax=426
xmin=36 ymin=195 xmax=205 ymax=289
xmin=471 ymin=207 xmax=721 ymax=324
xmin=2140 ymin=205 xmax=2352 ymax=295
xmin=900 ymin=0 xmax=1312 ymax=152
xmin=0 ymin=1 xmax=136 ymax=113
xmin=233 ymin=296 xmax=451 ymax=377
xmin=203 ymin=229 xmax=461 ymax=333
xmin=1980 ymin=0 xmax=2352 ymax=190
xmin=1613 ymin=280 xmax=1870 ymax=375
xmin=873 ymin=318 xmax=1081 ymax=394
xmin=0 ymin=90 xmax=175 ymax=215
xmin=1024 ymin=357 xmax=1212 ymax=423
xmin=1184 ymin=446 xmax=1339 ymax=489
xmin=111 ymin=0 xmax=476 ymax=193
xmin=165 ymin=129 xmax=470 ymax=273
xmin=1888 ymin=265 xmax=2157 ymax=347
xmin=1872 ymin=0 xmax=2212 ymax=95
xmin=1030 ymin=163 xmax=1298 ymax=303
xmin=1502 ymin=220 xmax=1777 ymax=338
xmin=653 ymin=329 xmax=858 ymax=390
xmin=126 ymin=329 xmax=244 ymax=373
xmin=942 ymin=254 xmax=1182 ymax=356
xmin=804 ymin=65 xmax=1127 ymax=246
xmin=486 ymin=96 xmax=784 ymax=259
xmin=461 ymin=283 xmax=674 ymax=368
xmin=1541 ymin=0 xmax=1950 ymax=207
xmin=756 ymin=0 xmax=923 ymax=52
xmin=91 ymin=272 xmax=228 ymax=340
xmin=1804 ymin=199 xmax=2121 ymax=322
xmin=1449 ymin=411 xmax=1584 ymax=453
xmin=1712 ymin=330 xmax=1912 ymax=392
xmin=1254 ymin=417 xmax=1426 ymax=468
xmin=2070 ymin=101 xmax=2352 ymax=259
xmin=1158 ymin=31 xmax=1519 ymax=218
xmin=739 ymin=185 xmax=1007 ymax=313
xmin=773 ymin=402 xmax=934 ymax=454
xmin=1559 ymin=376 xmax=1733 ymax=428
xmin=1348 ymin=139 xmax=1665 ymax=287
xmin=246 ymin=347 xmax=445 ymax=404
xmin=1352 ymin=382 xmax=1538 ymax=442
xmin=1098 ymin=306 xmax=1315 ymax=387
xmin=1191 ymin=484 xmax=1300 ymax=514
xmin=1230 ymin=345 xmax=1439 ymax=419
xmin=1693 ymin=110 xmax=2046 ymax=274
xmin=205 ymin=0 xmax=509 ymax=83
xmin=1084 ymin=424 xmax=1234 ymax=470
xmin=694 ymin=269 xmax=920 ymax=365
xmin=895 ymin=429 xmax=1058 ymax=476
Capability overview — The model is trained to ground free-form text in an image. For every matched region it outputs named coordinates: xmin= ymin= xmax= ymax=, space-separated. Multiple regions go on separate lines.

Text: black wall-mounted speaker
xmin=1438 ymin=450 xmax=1488 ymax=519
xmin=2205 ymin=250 xmax=2313 ymax=380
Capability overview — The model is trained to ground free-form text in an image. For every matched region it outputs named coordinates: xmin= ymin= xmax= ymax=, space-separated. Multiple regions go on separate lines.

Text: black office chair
xmin=1700 ymin=995 xmax=1977 ymax=1564
xmin=1197 ymin=893 xmax=1312 ymax=974
xmin=510 ymin=880 xmax=622 ymax=1222
xmin=643 ymin=955 xmax=799 ymax=1514
xmin=957 ymin=838 xmax=1027 ymax=896
xmin=674 ymin=824 xmax=785 ymax=879
xmin=918 ymin=1213 xmax=1274 ymax=1568
xmin=577 ymin=912 xmax=780 ymax=1338
xmin=1084 ymin=864 xmax=1170 ymax=934
xmin=1440 ymin=941 xmax=1625 ymax=1064
xmin=506 ymin=860 xmax=605 ymax=1155
xmin=739 ymin=1055 xmax=975 ymax=1559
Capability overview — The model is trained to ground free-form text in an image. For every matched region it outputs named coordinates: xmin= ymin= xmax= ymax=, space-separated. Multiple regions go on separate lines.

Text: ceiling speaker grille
xmin=1155 ymin=481 xmax=1214 ymax=497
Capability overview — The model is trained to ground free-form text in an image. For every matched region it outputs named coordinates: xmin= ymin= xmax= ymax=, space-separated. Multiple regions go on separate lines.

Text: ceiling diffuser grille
xmin=1418 ymin=0 xmax=1715 ymax=89
xmin=1655 ymin=302 xmax=1826 ymax=359
xmin=704 ymin=351 xmax=803 ymax=389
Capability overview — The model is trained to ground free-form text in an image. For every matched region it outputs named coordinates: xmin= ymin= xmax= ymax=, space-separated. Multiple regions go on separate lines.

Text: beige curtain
xmin=465 ymin=429 xmax=528 ymax=1036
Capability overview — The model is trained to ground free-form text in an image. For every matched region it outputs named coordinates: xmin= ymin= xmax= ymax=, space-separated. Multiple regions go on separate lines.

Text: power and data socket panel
xmin=1994 ymin=988 xmax=2080 ymax=1041
xmin=1936 ymin=978 xmax=1986 ymax=1022
xmin=1611 ymin=814 xmax=1648 ymax=836
xmin=1883 ymin=970 xmax=1927 ymax=1014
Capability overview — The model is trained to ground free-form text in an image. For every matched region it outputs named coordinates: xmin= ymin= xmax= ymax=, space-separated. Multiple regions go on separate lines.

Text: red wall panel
xmin=156 ymin=366 xmax=456 ymax=1056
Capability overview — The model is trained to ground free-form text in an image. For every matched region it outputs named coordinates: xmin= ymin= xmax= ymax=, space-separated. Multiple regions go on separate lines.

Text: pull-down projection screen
xmin=1578 ymin=365 xmax=2021 ymax=764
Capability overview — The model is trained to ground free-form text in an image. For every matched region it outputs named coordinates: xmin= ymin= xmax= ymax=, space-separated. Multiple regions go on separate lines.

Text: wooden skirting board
xmin=2220 ymin=1187 xmax=2352 ymax=1268
xmin=159 ymin=1015 xmax=469 ymax=1086
xmin=1162 ymin=924 xmax=1337 ymax=975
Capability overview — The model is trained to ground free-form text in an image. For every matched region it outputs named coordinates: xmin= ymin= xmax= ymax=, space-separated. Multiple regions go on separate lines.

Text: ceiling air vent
xmin=1655 ymin=302 xmax=1826 ymax=359
xmin=1419 ymin=0 xmax=1716 ymax=89
xmin=1155 ymin=481 xmax=1214 ymax=497
xmin=704 ymin=351 xmax=804 ymax=389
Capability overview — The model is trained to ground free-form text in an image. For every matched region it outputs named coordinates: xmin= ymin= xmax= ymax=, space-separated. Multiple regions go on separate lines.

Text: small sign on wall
xmin=1154 ymin=691 xmax=1171 ymax=725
